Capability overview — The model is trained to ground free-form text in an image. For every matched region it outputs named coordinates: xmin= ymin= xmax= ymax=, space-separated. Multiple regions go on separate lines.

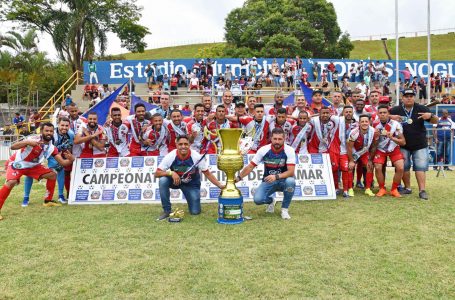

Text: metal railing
xmin=426 ymin=128 xmax=454 ymax=174
xmin=0 ymin=134 xmax=24 ymax=161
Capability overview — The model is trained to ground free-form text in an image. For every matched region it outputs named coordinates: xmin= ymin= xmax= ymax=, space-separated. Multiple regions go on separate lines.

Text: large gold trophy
xmin=217 ymin=128 xmax=245 ymax=224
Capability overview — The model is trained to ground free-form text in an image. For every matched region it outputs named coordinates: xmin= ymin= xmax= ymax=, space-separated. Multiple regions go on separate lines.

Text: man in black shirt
xmin=390 ymin=89 xmax=438 ymax=200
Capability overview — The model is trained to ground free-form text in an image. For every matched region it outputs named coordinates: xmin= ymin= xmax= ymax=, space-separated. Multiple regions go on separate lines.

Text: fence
xmin=0 ymin=135 xmax=24 ymax=161
xmin=426 ymin=128 xmax=454 ymax=170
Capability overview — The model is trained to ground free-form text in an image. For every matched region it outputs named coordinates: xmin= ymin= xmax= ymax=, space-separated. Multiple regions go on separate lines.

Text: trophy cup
xmin=217 ymin=128 xmax=245 ymax=224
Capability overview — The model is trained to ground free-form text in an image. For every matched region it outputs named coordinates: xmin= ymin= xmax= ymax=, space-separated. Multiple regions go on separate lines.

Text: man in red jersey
xmin=74 ymin=112 xmax=106 ymax=158
xmin=142 ymin=113 xmax=168 ymax=156
xmin=338 ymin=105 xmax=358 ymax=198
xmin=0 ymin=122 xmax=74 ymax=220
xmin=124 ymin=103 xmax=151 ymax=156
xmin=269 ymin=108 xmax=294 ymax=145
xmin=104 ymin=107 xmax=129 ymax=157
xmin=165 ymin=109 xmax=188 ymax=152
xmin=237 ymin=103 xmax=271 ymax=154
xmin=290 ymin=110 xmax=312 ymax=154
xmin=187 ymin=103 xmax=206 ymax=153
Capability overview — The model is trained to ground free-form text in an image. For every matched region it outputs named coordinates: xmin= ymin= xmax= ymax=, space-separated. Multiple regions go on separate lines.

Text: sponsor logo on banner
xmin=68 ymin=154 xmax=336 ymax=204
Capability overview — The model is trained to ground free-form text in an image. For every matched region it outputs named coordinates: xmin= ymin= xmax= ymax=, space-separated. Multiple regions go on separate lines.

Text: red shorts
xmin=6 ymin=164 xmax=54 ymax=182
xmin=358 ymin=153 xmax=370 ymax=166
xmin=339 ymin=154 xmax=349 ymax=172
xmin=373 ymin=148 xmax=403 ymax=165
xmin=329 ymin=151 xmax=339 ymax=172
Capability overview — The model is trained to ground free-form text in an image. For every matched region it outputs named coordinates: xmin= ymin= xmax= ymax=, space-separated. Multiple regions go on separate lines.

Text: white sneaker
xmin=281 ymin=208 xmax=291 ymax=220
xmin=266 ymin=199 xmax=275 ymax=213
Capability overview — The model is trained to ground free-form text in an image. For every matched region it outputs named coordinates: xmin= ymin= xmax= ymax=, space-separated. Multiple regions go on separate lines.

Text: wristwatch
xmin=275 ymin=174 xmax=280 ymax=180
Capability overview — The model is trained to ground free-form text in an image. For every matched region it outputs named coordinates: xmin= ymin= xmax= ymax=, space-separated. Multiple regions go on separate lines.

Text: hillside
xmin=122 ymin=33 xmax=455 ymax=61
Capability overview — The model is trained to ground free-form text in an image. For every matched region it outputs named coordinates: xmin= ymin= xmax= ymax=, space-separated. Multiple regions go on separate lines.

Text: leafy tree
xmin=1 ymin=0 xmax=150 ymax=71
xmin=224 ymin=0 xmax=353 ymax=58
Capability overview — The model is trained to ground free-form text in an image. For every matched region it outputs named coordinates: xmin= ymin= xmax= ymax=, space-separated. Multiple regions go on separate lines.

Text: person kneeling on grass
xmin=154 ymin=135 xmax=224 ymax=221
xmin=236 ymin=128 xmax=296 ymax=220
xmin=0 ymin=122 xmax=75 ymax=221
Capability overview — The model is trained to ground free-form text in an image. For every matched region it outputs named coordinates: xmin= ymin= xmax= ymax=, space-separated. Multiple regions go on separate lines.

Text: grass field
xmin=122 ymin=33 xmax=455 ymax=61
xmin=0 ymin=170 xmax=454 ymax=299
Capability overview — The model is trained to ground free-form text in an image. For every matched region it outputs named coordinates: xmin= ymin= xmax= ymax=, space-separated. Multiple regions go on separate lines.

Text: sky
xmin=2 ymin=0 xmax=454 ymax=59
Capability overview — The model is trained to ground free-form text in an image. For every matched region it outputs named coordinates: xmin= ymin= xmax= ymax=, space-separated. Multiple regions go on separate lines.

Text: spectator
xmin=435 ymin=73 xmax=443 ymax=98
xmin=224 ymin=66 xmax=233 ymax=82
xmin=64 ymin=94 xmax=73 ymax=106
xmin=332 ymin=70 xmax=339 ymax=90
xmin=240 ymin=58 xmax=248 ymax=76
xmin=188 ymin=74 xmax=200 ymax=92
xmin=444 ymin=74 xmax=452 ymax=95
xmin=433 ymin=109 xmax=455 ymax=170
xmin=145 ymin=63 xmax=155 ymax=87
xmin=357 ymin=60 xmax=365 ymax=82
xmin=349 ymin=63 xmax=356 ymax=82
xmin=59 ymin=105 xmax=70 ymax=119
xmin=182 ymin=102 xmax=192 ymax=114
xmin=356 ymin=80 xmax=369 ymax=96
xmin=400 ymin=67 xmax=412 ymax=85
xmin=28 ymin=110 xmax=41 ymax=133
xmin=250 ymin=57 xmax=258 ymax=77
xmin=231 ymin=77 xmax=242 ymax=102
xmin=312 ymin=62 xmax=320 ymax=82
xmin=327 ymin=61 xmax=335 ymax=82
xmin=206 ymin=58 xmax=214 ymax=76
xmin=13 ymin=112 xmax=24 ymax=132
xmin=162 ymin=74 xmax=170 ymax=91
xmin=88 ymin=59 xmax=98 ymax=84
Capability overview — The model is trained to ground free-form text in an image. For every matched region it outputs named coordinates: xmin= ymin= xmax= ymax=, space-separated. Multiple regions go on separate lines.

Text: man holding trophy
xmin=236 ymin=128 xmax=296 ymax=220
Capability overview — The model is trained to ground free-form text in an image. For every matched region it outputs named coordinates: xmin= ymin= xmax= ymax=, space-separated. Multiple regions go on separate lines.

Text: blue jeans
xmin=159 ymin=177 xmax=201 ymax=215
xmin=253 ymin=177 xmax=296 ymax=209
xmin=401 ymin=148 xmax=429 ymax=172
xmin=437 ymin=137 xmax=452 ymax=164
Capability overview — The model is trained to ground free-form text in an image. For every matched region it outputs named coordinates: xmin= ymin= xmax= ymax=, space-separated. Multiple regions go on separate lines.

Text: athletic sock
xmin=391 ymin=182 xmax=399 ymax=191
xmin=379 ymin=182 xmax=385 ymax=189
xmin=333 ymin=171 xmax=339 ymax=189
xmin=0 ymin=185 xmax=13 ymax=210
xmin=23 ymin=176 xmax=33 ymax=198
xmin=365 ymin=172 xmax=374 ymax=189
xmin=341 ymin=171 xmax=349 ymax=192
xmin=57 ymin=169 xmax=65 ymax=197
xmin=45 ymin=179 xmax=56 ymax=201
xmin=64 ymin=173 xmax=71 ymax=196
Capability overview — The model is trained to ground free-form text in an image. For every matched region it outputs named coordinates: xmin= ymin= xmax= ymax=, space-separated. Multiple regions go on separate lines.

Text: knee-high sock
xmin=45 ymin=179 xmax=56 ymax=201
xmin=342 ymin=171 xmax=350 ymax=191
xmin=57 ymin=169 xmax=65 ymax=197
xmin=356 ymin=163 xmax=363 ymax=183
xmin=365 ymin=172 xmax=374 ymax=189
xmin=23 ymin=176 xmax=34 ymax=199
xmin=64 ymin=173 xmax=71 ymax=196
xmin=333 ymin=170 xmax=339 ymax=189
xmin=0 ymin=185 xmax=13 ymax=210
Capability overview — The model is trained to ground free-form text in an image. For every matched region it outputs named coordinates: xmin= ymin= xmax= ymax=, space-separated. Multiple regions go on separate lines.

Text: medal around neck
xmin=217 ymin=128 xmax=245 ymax=224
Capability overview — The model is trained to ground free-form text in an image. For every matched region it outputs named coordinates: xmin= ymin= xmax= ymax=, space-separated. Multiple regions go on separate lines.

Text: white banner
xmin=68 ymin=154 xmax=335 ymax=205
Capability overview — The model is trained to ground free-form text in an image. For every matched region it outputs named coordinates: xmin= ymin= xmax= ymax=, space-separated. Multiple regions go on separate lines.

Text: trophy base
xmin=217 ymin=196 xmax=244 ymax=225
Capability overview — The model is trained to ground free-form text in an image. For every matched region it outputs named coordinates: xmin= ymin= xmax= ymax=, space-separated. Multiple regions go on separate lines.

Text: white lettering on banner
xmin=385 ymin=62 xmax=394 ymax=77
xmin=135 ymin=62 xmax=144 ymax=78
xmin=434 ymin=63 xmax=447 ymax=76
xmin=68 ymin=154 xmax=336 ymax=205
xmin=124 ymin=65 xmax=134 ymax=78
xmin=418 ymin=63 xmax=430 ymax=77
xmin=111 ymin=63 xmax=123 ymax=79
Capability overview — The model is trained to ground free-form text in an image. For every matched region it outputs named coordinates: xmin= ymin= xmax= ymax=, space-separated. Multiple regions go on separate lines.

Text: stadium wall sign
xmin=68 ymin=153 xmax=336 ymax=205
xmin=83 ymin=58 xmax=455 ymax=84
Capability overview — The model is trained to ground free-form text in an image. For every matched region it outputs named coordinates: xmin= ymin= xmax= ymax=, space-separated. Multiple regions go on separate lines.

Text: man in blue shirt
xmin=433 ymin=109 xmax=455 ymax=170
xmin=236 ymin=128 xmax=296 ymax=219
xmin=13 ymin=112 xmax=24 ymax=132
xmin=154 ymin=135 xmax=224 ymax=220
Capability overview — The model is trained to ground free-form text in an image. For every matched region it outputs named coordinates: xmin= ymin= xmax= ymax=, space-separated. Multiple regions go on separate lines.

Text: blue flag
xmin=130 ymin=94 xmax=157 ymax=114
xmin=299 ymin=82 xmax=332 ymax=107
xmin=83 ymin=81 xmax=127 ymax=125
xmin=283 ymin=91 xmax=295 ymax=106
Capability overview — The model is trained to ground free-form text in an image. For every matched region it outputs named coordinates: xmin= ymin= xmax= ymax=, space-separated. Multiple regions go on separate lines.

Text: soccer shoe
xmin=342 ymin=191 xmax=349 ymax=198
xmin=348 ymin=188 xmax=355 ymax=197
xmin=58 ymin=196 xmax=68 ymax=204
xmin=266 ymin=199 xmax=276 ymax=213
xmin=419 ymin=190 xmax=429 ymax=200
xmin=389 ymin=189 xmax=402 ymax=198
xmin=281 ymin=208 xmax=291 ymax=220
xmin=156 ymin=211 xmax=170 ymax=221
xmin=376 ymin=188 xmax=388 ymax=197
xmin=364 ymin=188 xmax=375 ymax=197
xmin=21 ymin=199 xmax=29 ymax=207
xmin=356 ymin=182 xmax=364 ymax=189
xmin=43 ymin=201 xmax=62 ymax=207
xmin=399 ymin=188 xmax=412 ymax=195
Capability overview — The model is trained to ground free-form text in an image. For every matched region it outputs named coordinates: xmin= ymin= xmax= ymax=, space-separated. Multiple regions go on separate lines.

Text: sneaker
xmin=348 ymin=188 xmax=355 ymax=197
xmin=376 ymin=188 xmax=388 ymax=197
xmin=399 ymin=188 xmax=412 ymax=195
xmin=356 ymin=182 xmax=364 ymax=189
xmin=419 ymin=190 xmax=429 ymax=200
xmin=364 ymin=188 xmax=375 ymax=197
xmin=335 ymin=189 xmax=341 ymax=195
xmin=266 ymin=199 xmax=276 ymax=213
xmin=444 ymin=167 xmax=453 ymax=171
xmin=21 ymin=199 xmax=29 ymax=207
xmin=156 ymin=211 xmax=170 ymax=221
xmin=58 ymin=196 xmax=68 ymax=204
xmin=281 ymin=208 xmax=291 ymax=220
xmin=342 ymin=191 xmax=349 ymax=198
xmin=43 ymin=200 xmax=62 ymax=207
xmin=390 ymin=189 xmax=402 ymax=198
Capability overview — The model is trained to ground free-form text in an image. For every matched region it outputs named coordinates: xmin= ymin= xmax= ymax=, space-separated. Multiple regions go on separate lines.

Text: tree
xmin=224 ymin=0 xmax=354 ymax=58
xmin=1 ymin=0 xmax=150 ymax=72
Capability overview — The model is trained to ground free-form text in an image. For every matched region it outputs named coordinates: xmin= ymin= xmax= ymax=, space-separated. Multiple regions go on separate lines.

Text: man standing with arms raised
xmin=236 ymin=128 xmax=296 ymax=220
xmin=390 ymin=89 xmax=438 ymax=200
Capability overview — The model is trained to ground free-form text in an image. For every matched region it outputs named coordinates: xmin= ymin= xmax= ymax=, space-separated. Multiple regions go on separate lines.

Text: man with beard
xmin=237 ymin=103 xmax=271 ymax=154
xmin=330 ymin=91 xmax=344 ymax=116
xmin=104 ymin=107 xmax=129 ymax=157
xmin=290 ymin=111 xmax=312 ymax=154
xmin=150 ymin=92 xmax=172 ymax=120
xmin=186 ymin=103 xmax=206 ymax=153
xmin=22 ymin=117 xmax=75 ymax=206
xmin=142 ymin=113 xmax=168 ymax=156
xmin=338 ymin=106 xmax=358 ymax=197
xmin=266 ymin=92 xmax=286 ymax=116
xmin=124 ymin=103 xmax=151 ymax=156
xmin=353 ymin=99 xmax=374 ymax=122
xmin=236 ymin=128 xmax=296 ymax=220
xmin=204 ymin=105 xmax=235 ymax=154
xmin=0 ymin=122 xmax=75 ymax=220
xmin=165 ymin=109 xmax=188 ymax=152
xmin=373 ymin=105 xmax=406 ymax=198
xmin=74 ymin=112 xmax=106 ymax=158
xmin=347 ymin=115 xmax=379 ymax=197
xmin=308 ymin=89 xmax=324 ymax=115
xmin=155 ymin=135 xmax=224 ymax=220
xmin=269 ymin=108 xmax=294 ymax=145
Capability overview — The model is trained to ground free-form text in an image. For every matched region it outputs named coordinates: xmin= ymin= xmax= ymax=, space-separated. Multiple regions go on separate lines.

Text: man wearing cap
xmin=308 ymin=89 xmax=324 ymax=115
xmin=390 ymin=88 xmax=438 ymax=200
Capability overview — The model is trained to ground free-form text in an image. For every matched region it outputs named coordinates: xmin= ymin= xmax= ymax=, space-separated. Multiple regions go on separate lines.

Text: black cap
xmin=403 ymin=88 xmax=415 ymax=96
xmin=235 ymin=101 xmax=246 ymax=108
xmin=312 ymin=88 xmax=323 ymax=95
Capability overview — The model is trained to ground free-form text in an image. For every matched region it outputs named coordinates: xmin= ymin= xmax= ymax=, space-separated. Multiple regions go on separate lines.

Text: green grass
xmin=122 ymin=33 xmax=455 ymax=61
xmin=0 ymin=170 xmax=454 ymax=299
